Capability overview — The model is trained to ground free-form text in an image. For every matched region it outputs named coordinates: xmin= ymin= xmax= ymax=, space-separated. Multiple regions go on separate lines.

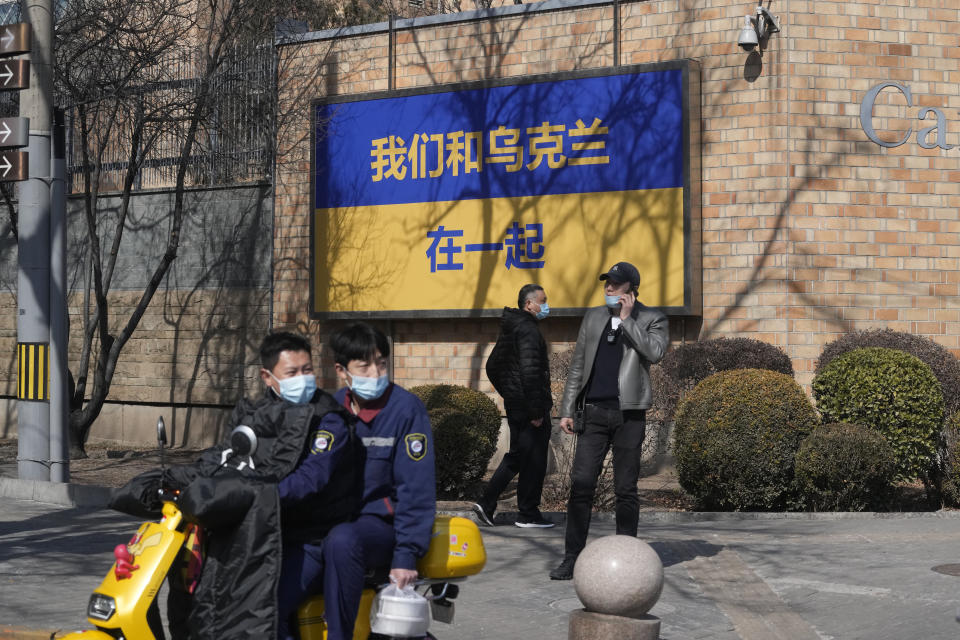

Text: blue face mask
xmin=350 ymin=373 xmax=390 ymax=400
xmin=535 ymin=303 xmax=550 ymax=320
xmin=270 ymin=372 xmax=317 ymax=404
xmin=605 ymin=295 xmax=622 ymax=308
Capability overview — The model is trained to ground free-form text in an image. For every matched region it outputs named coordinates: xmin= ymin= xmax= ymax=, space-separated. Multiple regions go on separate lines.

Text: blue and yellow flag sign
xmin=312 ymin=61 xmax=700 ymax=317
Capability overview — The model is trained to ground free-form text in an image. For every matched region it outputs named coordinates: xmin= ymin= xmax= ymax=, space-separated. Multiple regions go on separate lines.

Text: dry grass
xmin=0 ymin=437 xmax=204 ymax=488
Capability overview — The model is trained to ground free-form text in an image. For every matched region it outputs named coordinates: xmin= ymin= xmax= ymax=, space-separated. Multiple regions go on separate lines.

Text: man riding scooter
xmin=110 ymin=331 xmax=362 ymax=639
xmin=312 ymin=322 xmax=437 ymax=640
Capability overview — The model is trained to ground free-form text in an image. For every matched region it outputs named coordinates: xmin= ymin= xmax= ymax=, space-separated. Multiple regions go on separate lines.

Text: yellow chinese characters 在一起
xmin=313 ymin=186 xmax=684 ymax=315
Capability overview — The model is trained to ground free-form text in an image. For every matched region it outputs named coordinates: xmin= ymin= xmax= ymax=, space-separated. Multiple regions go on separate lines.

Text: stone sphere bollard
xmin=568 ymin=535 xmax=664 ymax=640
xmin=573 ymin=535 xmax=664 ymax=617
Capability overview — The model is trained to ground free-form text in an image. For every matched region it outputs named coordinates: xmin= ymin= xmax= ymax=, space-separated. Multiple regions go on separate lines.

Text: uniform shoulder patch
xmin=405 ymin=433 xmax=427 ymax=461
xmin=311 ymin=429 xmax=335 ymax=454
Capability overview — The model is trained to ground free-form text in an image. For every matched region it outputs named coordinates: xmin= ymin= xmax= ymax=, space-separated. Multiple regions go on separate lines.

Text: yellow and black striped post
xmin=17 ymin=342 xmax=49 ymax=402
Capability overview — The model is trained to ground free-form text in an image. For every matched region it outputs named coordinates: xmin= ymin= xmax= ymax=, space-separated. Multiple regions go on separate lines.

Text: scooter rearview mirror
xmin=157 ymin=416 xmax=168 ymax=487
xmin=229 ymin=425 xmax=257 ymax=459
xmin=157 ymin=416 xmax=168 ymax=448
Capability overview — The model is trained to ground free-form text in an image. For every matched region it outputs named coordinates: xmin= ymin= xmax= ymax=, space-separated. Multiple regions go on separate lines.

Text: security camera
xmin=737 ymin=5 xmax=779 ymax=52
xmin=738 ymin=17 xmax=759 ymax=51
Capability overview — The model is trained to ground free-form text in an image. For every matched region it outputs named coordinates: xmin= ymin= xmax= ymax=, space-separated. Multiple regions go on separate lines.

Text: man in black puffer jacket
xmin=476 ymin=283 xmax=554 ymax=528
xmin=109 ymin=331 xmax=361 ymax=639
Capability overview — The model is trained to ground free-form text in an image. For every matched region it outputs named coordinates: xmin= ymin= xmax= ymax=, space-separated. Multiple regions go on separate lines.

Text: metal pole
xmin=17 ymin=0 xmax=53 ymax=480
xmin=49 ymin=108 xmax=68 ymax=482
xmin=613 ymin=0 xmax=620 ymax=68
xmin=388 ymin=15 xmax=395 ymax=91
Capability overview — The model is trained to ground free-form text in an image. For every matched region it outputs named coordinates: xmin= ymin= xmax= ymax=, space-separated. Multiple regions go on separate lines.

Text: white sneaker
xmin=514 ymin=516 xmax=555 ymax=528
xmin=472 ymin=503 xmax=495 ymax=526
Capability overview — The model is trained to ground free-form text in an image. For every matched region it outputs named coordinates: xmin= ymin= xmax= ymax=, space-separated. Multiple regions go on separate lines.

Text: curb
xmin=3 ymin=480 xmax=959 ymax=522
xmin=0 ymin=478 xmax=111 ymax=508
xmin=436 ymin=502 xmax=960 ymax=524
xmin=629 ymin=509 xmax=960 ymax=522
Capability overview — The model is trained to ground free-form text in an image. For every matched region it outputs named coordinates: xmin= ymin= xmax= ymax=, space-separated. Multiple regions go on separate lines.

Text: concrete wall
xmin=0 ymin=183 xmax=273 ymax=446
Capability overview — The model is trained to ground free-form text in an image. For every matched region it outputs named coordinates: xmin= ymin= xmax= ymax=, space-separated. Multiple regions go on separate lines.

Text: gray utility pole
xmin=50 ymin=108 xmax=67 ymax=482
xmin=17 ymin=0 xmax=56 ymax=481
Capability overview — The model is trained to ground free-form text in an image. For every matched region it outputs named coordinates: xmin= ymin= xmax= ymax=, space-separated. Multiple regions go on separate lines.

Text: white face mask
xmin=348 ymin=372 xmax=390 ymax=400
xmin=269 ymin=372 xmax=317 ymax=404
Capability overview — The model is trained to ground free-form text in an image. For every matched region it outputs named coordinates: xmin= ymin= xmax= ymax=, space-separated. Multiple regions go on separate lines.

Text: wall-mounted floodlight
xmin=738 ymin=2 xmax=779 ymax=52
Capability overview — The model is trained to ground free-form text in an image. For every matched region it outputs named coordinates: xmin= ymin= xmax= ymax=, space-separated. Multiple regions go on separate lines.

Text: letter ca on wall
xmin=860 ymin=82 xmax=954 ymax=150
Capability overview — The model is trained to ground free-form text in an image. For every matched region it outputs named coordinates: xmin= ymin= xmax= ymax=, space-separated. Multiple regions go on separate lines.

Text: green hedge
xmin=815 ymin=329 xmax=960 ymax=417
xmin=652 ymin=337 xmax=793 ymax=424
xmin=812 ymin=347 xmax=942 ymax=482
xmin=409 ymin=384 xmax=500 ymax=499
xmin=673 ymin=368 xmax=818 ymax=510
xmin=794 ymin=423 xmax=896 ymax=511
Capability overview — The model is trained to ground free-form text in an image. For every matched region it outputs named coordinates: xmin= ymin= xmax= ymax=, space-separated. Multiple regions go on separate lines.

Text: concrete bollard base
xmin=568 ymin=608 xmax=660 ymax=640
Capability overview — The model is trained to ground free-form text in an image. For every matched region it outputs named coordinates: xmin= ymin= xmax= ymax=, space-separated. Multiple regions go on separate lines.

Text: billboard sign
xmin=311 ymin=61 xmax=700 ymax=318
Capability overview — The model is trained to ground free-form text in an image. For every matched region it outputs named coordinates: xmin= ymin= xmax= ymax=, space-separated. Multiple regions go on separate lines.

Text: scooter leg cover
xmin=147 ymin=598 xmax=167 ymax=640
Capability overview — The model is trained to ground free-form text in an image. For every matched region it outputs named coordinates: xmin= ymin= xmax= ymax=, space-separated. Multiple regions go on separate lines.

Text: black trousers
xmin=481 ymin=407 xmax=552 ymax=519
xmin=563 ymin=405 xmax=646 ymax=557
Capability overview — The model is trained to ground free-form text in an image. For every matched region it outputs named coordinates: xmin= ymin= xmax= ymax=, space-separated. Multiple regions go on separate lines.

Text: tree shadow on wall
xmin=701 ymin=126 xmax=883 ymax=341
xmin=160 ymin=184 xmax=272 ymax=447
xmin=643 ymin=5 xmax=875 ymax=341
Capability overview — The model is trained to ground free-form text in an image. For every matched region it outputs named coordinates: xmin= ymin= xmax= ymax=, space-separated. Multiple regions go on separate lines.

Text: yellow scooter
xmin=61 ymin=420 xmax=487 ymax=640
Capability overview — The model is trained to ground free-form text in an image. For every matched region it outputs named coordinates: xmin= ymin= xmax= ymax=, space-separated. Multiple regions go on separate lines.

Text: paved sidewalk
xmin=2 ymin=491 xmax=960 ymax=640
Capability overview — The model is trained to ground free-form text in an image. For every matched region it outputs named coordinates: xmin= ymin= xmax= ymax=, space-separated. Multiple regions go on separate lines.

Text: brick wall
xmin=0 ymin=0 xmax=946 ymax=447
xmin=777 ymin=0 xmax=960 ymax=383
xmin=277 ymin=0 xmax=960 ymax=395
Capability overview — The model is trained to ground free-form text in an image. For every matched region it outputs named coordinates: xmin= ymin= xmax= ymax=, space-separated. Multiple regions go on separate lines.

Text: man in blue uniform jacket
xmin=321 ymin=322 xmax=437 ymax=640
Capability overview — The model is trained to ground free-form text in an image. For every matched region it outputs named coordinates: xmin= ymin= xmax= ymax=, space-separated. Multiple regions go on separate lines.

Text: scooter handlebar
xmin=158 ymin=488 xmax=180 ymax=503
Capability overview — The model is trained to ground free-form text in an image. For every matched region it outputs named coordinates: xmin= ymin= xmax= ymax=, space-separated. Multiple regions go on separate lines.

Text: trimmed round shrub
xmin=409 ymin=384 xmax=500 ymax=499
xmin=812 ymin=347 xmax=943 ymax=482
xmin=815 ymin=329 xmax=960 ymax=417
xmin=653 ymin=337 xmax=794 ymax=423
xmin=673 ymin=368 xmax=818 ymax=510
xmin=794 ymin=423 xmax=897 ymax=512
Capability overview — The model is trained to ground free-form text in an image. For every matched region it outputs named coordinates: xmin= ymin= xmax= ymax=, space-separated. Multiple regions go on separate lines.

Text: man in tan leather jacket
xmin=549 ymin=261 xmax=669 ymax=580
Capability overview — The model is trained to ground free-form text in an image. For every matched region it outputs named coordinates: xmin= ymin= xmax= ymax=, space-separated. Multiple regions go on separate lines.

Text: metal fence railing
xmin=66 ymin=43 xmax=277 ymax=193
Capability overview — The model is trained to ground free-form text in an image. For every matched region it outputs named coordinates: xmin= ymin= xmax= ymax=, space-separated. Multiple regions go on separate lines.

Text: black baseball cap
xmin=598 ymin=261 xmax=640 ymax=288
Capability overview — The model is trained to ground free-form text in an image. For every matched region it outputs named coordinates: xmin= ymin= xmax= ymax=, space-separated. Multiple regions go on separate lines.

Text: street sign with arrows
xmin=0 ymin=117 xmax=28 ymax=148
xmin=0 ymin=150 xmax=27 ymax=181
xmin=0 ymin=23 xmax=30 ymax=182
xmin=0 ymin=23 xmax=28 ymax=56
xmin=0 ymin=58 xmax=28 ymax=90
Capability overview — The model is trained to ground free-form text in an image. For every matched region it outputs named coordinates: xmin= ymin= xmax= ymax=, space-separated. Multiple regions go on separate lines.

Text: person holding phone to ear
xmin=549 ymin=261 xmax=669 ymax=581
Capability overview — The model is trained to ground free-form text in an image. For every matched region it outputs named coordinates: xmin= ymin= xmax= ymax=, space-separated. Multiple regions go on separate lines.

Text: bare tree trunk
xmin=57 ymin=0 xmax=362 ymax=455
